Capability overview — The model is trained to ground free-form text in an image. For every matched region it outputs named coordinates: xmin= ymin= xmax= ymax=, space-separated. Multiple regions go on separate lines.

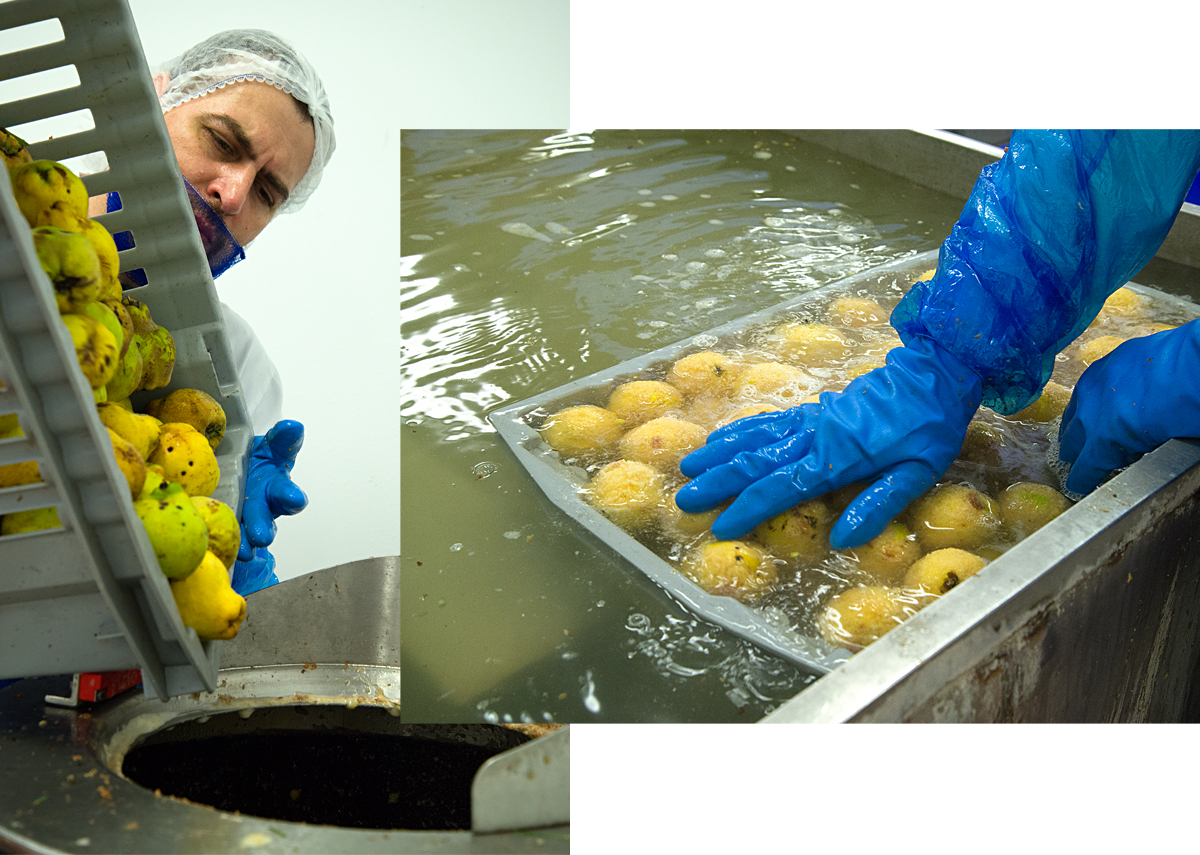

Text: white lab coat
xmin=220 ymin=303 xmax=283 ymax=435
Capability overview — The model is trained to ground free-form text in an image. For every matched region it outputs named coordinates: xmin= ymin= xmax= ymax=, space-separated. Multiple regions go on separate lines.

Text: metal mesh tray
xmin=0 ymin=0 xmax=252 ymax=697
xmin=490 ymin=249 xmax=1200 ymax=676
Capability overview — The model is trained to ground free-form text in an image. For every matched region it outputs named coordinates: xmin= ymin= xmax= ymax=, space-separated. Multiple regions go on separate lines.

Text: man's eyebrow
xmin=200 ymin=112 xmax=291 ymax=205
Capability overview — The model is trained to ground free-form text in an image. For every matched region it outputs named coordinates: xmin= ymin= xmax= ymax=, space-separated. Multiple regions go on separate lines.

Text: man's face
xmin=163 ymin=80 xmax=316 ymax=246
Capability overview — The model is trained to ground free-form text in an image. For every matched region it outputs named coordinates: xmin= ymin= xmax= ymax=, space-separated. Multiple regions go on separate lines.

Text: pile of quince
xmin=0 ymin=129 xmax=246 ymax=642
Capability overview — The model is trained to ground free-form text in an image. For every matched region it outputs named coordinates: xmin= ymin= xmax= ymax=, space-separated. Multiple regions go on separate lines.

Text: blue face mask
xmin=106 ymin=180 xmax=246 ymax=282
xmin=183 ymin=177 xmax=246 ymax=279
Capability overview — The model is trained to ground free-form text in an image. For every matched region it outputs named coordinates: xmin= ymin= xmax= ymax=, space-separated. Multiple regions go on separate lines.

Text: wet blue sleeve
xmin=891 ymin=130 xmax=1200 ymax=414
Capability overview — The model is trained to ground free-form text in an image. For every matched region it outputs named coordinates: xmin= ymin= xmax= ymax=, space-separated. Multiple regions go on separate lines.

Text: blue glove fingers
xmin=266 ymin=477 xmax=309 ymax=517
xmin=829 ymin=460 xmax=941 ymax=550
xmin=1063 ymin=426 xmax=1150 ymax=496
xmin=1057 ymin=394 xmax=1084 ymax=464
xmin=237 ymin=526 xmax=255 ymax=562
xmin=232 ymin=546 xmax=278 ymax=596
xmin=262 ymin=419 xmax=304 ymax=468
xmin=675 ymin=428 xmax=817 ymax=513
xmin=710 ymin=459 xmax=837 ymax=540
xmin=241 ymin=495 xmax=279 ymax=549
xmin=240 ymin=419 xmax=308 ymax=548
xmin=679 ymin=427 xmax=781 ymax=478
xmin=1057 ymin=328 xmax=1192 ymax=495
xmin=705 ymin=406 xmax=797 ymax=440
xmin=1063 ymin=452 xmax=1116 ymax=497
xmin=679 ymin=407 xmax=810 ymax=478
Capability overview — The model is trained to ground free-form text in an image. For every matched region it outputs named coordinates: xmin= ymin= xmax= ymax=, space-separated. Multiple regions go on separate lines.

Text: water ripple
xmin=402 ymin=130 xmax=931 ymax=445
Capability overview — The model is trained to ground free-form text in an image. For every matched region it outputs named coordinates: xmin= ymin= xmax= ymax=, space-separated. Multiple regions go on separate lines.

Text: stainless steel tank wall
xmin=784 ymin=130 xmax=1200 ymax=270
xmin=764 ymin=439 xmax=1200 ymax=723
xmin=756 ymin=129 xmax=1200 ymax=723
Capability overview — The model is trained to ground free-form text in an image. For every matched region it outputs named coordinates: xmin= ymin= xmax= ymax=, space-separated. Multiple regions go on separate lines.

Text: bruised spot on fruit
xmin=55 ymin=276 xmax=89 ymax=295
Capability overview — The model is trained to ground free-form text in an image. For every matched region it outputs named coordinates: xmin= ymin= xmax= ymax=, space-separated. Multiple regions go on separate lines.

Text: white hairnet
xmin=153 ymin=29 xmax=335 ymax=214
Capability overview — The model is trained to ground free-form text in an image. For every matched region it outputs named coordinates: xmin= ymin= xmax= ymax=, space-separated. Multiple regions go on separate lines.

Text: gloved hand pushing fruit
xmin=676 ymin=337 xmax=983 ymax=550
xmin=1059 ymin=319 xmax=1200 ymax=495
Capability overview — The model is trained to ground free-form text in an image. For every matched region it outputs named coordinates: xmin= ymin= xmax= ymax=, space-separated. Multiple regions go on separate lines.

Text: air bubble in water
xmin=626 ymin=613 xmax=651 ymax=632
xmin=500 ymin=222 xmax=552 ymax=243
xmin=472 ymin=461 xmax=500 ymax=479
xmin=581 ymin=670 xmax=601 ymax=713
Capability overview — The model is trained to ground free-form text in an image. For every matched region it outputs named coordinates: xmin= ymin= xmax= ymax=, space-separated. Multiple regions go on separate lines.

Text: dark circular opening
xmin=119 ymin=707 xmax=528 ymax=830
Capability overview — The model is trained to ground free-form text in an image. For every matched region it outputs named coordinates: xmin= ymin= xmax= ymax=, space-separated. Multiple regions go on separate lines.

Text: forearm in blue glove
xmin=892 ymin=130 xmax=1200 ymax=414
xmin=1059 ymin=320 xmax=1200 ymax=495
xmin=240 ymin=419 xmax=309 ymax=549
xmin=676 ymin=336 xmax=982 ymax=550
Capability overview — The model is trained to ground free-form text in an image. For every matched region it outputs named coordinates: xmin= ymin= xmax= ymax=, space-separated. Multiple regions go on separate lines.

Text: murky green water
xmin=400 ymin=130 xmax=968 ymax=723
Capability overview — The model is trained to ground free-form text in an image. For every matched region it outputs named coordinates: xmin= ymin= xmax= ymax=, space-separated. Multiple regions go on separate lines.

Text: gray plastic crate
xmin=490 ymin=249 xmax=1200 ymax=677
xmin=0 ymin=0 xmax=252 ymax=698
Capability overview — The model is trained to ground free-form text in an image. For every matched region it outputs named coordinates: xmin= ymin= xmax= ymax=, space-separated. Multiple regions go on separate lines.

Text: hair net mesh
xmin=153 ymin=29 xmax=335 ymax=214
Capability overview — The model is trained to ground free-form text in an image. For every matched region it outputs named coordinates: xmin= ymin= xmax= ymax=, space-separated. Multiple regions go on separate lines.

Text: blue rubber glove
xmin=231 ymin=420 xmax=308 ymax=595
xmin=232 ymin=541 xmax=278 ymax=596
xmin=1059 ymin=320 xmax=1200 ymax=495
xmin=240 ymin=420 xmax=308 ymax=548
xmin=676 ymin=336 xmax=982 ymax=550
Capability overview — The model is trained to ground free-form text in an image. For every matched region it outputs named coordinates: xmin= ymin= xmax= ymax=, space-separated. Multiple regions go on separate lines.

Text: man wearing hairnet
xmin=677 ymin=130 xmax=1200 ymax=552
xmin=92 ymin=29 xmax=336 ymax=594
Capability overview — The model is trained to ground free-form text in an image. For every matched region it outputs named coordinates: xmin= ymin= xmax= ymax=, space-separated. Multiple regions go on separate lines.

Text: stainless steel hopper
xmin=0 ymin=557 xmax=570 ymax=852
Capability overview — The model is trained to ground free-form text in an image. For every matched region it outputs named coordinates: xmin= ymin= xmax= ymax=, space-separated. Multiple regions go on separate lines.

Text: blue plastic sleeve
xmin=891 ymin=130 xmax=1200 ymax=414
xmin=231 ymin=547 xmax=279 ymax=596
